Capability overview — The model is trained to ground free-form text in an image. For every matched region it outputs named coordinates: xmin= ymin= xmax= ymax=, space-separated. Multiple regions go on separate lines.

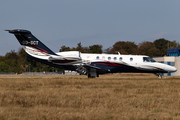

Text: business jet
xmin=6 ymin=29 xmax=177 ymax=78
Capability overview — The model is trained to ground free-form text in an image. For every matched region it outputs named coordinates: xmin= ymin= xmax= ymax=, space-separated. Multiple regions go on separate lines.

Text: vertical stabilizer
xmin=6 ymin=29 xmax=56 ymax=55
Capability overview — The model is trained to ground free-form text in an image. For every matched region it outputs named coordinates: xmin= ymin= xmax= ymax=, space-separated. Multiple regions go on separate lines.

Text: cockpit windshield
xmin=143 ymin=57 xmax=156 ymax=62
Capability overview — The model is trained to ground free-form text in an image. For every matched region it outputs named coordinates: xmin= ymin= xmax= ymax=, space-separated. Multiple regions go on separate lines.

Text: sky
xmin=1 ymin=0 xmax=180 ymax=56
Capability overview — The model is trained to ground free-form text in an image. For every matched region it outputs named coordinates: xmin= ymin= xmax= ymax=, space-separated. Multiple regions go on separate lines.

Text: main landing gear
xmin=76 ymin=66 xmax=99 ymax=78
xmin=87 ymin=68 xmax=99 ymax=78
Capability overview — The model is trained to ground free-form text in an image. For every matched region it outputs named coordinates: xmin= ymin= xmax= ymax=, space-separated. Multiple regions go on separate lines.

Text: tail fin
xmin=6 ymin=29 xmax=56 ymax=55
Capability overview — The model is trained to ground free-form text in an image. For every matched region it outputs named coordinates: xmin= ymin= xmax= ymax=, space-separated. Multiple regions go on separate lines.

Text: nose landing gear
xmin=155 ymin=73 xmax=165 ymax=79
xmin=158 ymin=74 xmax=162 ymax=79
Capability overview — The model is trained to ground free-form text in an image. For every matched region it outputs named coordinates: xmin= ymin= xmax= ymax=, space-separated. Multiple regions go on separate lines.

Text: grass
xmin=0 ymin=73 xmax=180 ymax=119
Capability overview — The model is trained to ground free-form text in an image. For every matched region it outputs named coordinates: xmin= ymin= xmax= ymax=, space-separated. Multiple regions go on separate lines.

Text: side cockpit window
xmin=143 ymin=57 xmax=156 ymax=62
xmin=143 ymin=57 xmax=149 ymax=62
xmin=149 ymin=57 xmax=156 ymax=62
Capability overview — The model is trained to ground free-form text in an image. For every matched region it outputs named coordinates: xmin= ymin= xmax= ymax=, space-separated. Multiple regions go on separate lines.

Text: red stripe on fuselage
xmin=31 ymin=46 xmax=49 ymax=53
xmin=96 ymin=60 xmax=121 ymax=67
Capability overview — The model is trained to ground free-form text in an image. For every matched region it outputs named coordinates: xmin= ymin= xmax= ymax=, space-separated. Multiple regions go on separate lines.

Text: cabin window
xmin=96 ymin=56 xmax=99 ymax=60
xmin=114 ymin=57 xmax=117 ymax=61
xmin=108 ymin=57 xmax=111 ymax=61
xmin=130 ymin=58 xmax=133 ymax=61
xmin=102 ymin=56 xmax=105 ymax=60
xmin=119 ymin=57 xmax=123 ymax=61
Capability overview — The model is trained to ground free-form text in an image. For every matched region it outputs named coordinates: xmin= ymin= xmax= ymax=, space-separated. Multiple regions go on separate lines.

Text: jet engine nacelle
xmin=54 ymin=51 xmax=81 ymax=60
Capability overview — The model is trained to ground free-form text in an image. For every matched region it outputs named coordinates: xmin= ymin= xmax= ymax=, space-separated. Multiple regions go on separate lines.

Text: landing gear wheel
xmin=158 ymin=75 xmax=162 ymax=79
xmin=156 ymin=73 xmax=163 ymax=79
xmin=88 ymin=73 xmax=95 ymax=78
xmin=88 ymin=73 xmax=91 ymax=78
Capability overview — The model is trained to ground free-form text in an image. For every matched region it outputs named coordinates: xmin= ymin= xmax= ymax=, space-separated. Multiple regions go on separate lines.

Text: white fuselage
xmin=25 ymin=46 xmax=177 ymax=73
xmin=80 ymin=53 xmax=177 ymax=73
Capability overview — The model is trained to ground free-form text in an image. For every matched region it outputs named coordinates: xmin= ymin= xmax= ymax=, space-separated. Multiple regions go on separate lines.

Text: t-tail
xmin=6 ymin=29 xmax=56 ymax=56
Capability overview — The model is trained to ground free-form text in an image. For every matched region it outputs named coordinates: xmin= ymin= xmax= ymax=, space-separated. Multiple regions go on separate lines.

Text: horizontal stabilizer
xmin=5 ymin=29 xmax=31 ymax=34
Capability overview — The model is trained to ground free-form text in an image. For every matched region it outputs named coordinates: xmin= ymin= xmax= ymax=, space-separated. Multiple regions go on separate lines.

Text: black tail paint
xmin=6 ymin=29 xmax=56 ymax=55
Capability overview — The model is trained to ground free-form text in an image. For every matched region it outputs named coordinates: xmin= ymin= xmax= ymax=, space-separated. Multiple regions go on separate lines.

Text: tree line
xmin=105 ymin=38 xmax=179 ymax=56
xmin=60 ymin=38 xmax=180 ymax=57
xmin=0 ymin=48 xmax=59 ymax=74
xmin=0 ymin=38 xmax=179 ymax=73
